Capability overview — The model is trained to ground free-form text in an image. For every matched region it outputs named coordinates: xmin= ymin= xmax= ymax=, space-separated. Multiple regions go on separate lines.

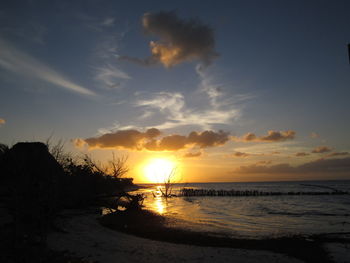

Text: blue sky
xmin=1 ymin=0 xmax=350 ymax=182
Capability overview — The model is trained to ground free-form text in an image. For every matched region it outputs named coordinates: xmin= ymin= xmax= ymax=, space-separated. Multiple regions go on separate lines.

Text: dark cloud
xmin=75 ymin=129 xmax=229 ymax=151
xmin=236 ymin=130 xmax=296 ymax=142
xmin=242 ymin=132 xmax=256 ymax=141
xmin=188 ymin=130 xmax=230 ymax=148
xmin=256 ymin=160 xmax=272 ymax=165
xmin=325 ymin=152 xmax=349 ymax=157
xmin=77 ymin=128 xmax=161 ymax=150
xmin=121 ymin=11 xmax=218 ymax=67
xmin=235 ymin=157 xmax=350 ymax=174
xmin=311 ymin=146 xmax=332 ymax=153
xmin=183 ymin=151 xmax=202 ymax=158
xmin=232 ymin=151 xmax=250 ymax=157
xmin=146 ymin=130 xmax=230 ymax=151
xmin=295 ymin=152 xmax=310 ymax=157
xmin=158 ymin=134 xmax=188 ymax=151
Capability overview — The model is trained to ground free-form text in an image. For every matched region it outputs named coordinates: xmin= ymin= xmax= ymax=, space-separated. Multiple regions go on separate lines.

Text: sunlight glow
xmin=143 ymin=158 xmax=176 ymax=183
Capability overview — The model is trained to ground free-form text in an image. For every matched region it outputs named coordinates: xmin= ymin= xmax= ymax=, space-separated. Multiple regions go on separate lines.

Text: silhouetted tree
xmin=159 ymin=167 xmax=178 ymax=198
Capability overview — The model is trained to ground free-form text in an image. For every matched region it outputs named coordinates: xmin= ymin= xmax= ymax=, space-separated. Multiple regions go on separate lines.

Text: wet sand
xmin=48 ymin=209 xmax=303 ymax=263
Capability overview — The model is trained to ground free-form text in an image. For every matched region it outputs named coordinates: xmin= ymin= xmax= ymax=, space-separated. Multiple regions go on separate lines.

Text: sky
xmin=0 ymin=0 xmax=350 ymax=183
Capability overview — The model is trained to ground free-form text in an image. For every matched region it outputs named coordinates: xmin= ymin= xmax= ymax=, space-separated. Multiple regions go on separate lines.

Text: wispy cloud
xmin=311 ymin=146 xmax=332 ymax=153
xmin=76 ymin=14 xmax=117 ymax=32
xmin=310 ymin=132 xmax=320 ymax=138
xmin=231 ymin=151 xmax=251 ymax=157
xmin=183 ymin=151 xmax=202 ymax=158
xmin=0 ymin=38 xmax=95 ymax=96
xmin=100 ymin=17 xmax=115 ymax=27
xmin=135 ymin=91 xmax=239 ymax=130
xmin=295 ymin=152 xmax=310 ymax=157
xmin=235 ymin=157 xmax=350 ymax=174
xmin=94 ymin=64 xmax=130 ymax=89
xmin=325 ymin=152 xmax=349 ymax=158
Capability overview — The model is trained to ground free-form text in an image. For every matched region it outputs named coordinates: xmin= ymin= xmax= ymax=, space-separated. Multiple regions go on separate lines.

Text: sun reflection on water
xmin=153 ymin=196 xmax=166 ymax=214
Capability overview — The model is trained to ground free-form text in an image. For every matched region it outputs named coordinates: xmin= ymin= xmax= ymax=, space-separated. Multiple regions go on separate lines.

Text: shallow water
xmin=137 ymin=180 xmax=350 ymax=238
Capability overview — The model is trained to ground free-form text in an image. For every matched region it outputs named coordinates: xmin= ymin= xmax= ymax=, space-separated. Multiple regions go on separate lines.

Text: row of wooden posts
xmin=178 ymin=188 xmax=349 ymax=197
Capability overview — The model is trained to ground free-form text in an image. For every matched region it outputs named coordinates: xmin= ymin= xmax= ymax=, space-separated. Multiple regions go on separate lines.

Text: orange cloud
xmin=75 ymin=129 xmax=230 ymax=151
xmin=311 ymin=146 xmax=332 ymax=153
xmin=235 ymin=157 xmax=350 ymax=174
xmin=232 ymin=151 xmax=250 ymax=157
xmin=236 ymin=130 xmax=296 ymax=142
xmin=0 ymin=118 xmax=5 ymax=126
xmin=295 ymin=152 xmax=310 ymax=157
xmin=183 ymin=152 xmax=202 ymax=158
xmin=76 ymin=128 xmax=161 ymax=150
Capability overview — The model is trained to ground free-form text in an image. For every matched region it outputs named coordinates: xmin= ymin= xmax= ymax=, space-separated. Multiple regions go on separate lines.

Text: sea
xmin=136 ymin=180 xmax=350 ymax=239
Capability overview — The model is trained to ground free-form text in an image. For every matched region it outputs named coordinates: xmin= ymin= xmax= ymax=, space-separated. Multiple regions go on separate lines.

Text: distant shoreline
xmin=136 ymin=179 xmax=350 ymax=185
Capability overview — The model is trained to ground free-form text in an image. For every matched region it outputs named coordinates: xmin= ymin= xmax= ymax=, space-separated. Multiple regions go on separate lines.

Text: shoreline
xmin=48 ymin=208 xmax=303 ymax=263
xmin=47 ymin=208 xmax=350 ymax=263
xmin=99 ymin=209 xmax=332 ymax=263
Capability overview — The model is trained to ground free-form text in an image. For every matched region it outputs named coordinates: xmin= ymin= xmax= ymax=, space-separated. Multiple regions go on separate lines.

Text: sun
xmin=143 ymin=158 xmax=177 ymax=183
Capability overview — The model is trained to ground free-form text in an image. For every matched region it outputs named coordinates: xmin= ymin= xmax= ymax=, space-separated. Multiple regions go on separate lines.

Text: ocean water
xmin=136 ymin=180 xmax=350 ymax=239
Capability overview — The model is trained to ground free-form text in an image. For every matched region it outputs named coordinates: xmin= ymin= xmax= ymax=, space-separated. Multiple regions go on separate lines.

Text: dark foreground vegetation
xmin=100 ymin=209 xmax=349 ymax=263
xmin=0 ymin=141 xmax=138 ymax=262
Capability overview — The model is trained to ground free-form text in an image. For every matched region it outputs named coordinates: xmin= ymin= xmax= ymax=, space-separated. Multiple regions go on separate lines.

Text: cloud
xmin=136 ymin=91 xmax=240 ymax=130
xmin=311 ymin=146 xmax=332 ymax=153
xmin=121 ymin=11 xmax=218 ymax=67
xmin=0 ymin=38 xmax=95 ymax=96
xmin=77 ymin=14 xmax=117 ymax=32
xmin=325 ymin=152 xmax=349 ymax=158
xmin=75 ymin=128 xmax=161 ymax=150
xmin=256 ymin=160 xmax=272 ymax=165
xmin=72 ymin=138 xmax=86 ymax=148
xmin=143 ymin=130 xmax=230 ymax=151
xmin=76 ymin=129 xmax=230 ymax=151
xmin=0 ymin=118 xmax=5 ymax=126
xmin=271 ymin=151 xmax=281 ymax=155
xmin=310 ymin=132 xmax=320 ymax=138
xmin=235 ymin=130 xmax=296 ymax=142
xmin=232 ymin=151 xmax=250 ymax=157
xmin=183 ymin=151 xmax=202 ymax=158
xmin=101 ymin=17 xmax=115 ymax=27
xmin=295 ymin=152 xmax=310 ymax=157
xmin=94 ymin=64 xmax=130 ymax=89
xmin=188 ymin=130 xmax=230 ymax=148
xmin=146 ymin=134 xmax=188 ymax=151
xmin=235 ymin=157 xmax=350 ymax=174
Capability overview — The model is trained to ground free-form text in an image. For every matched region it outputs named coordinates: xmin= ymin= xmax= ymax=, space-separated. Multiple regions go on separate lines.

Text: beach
xmin=48 ymin=209 xmax=304 ymax=263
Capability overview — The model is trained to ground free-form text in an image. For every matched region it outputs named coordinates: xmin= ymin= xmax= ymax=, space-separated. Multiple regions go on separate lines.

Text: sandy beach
xmin=48 ymin=209 xmax=303 ymax=263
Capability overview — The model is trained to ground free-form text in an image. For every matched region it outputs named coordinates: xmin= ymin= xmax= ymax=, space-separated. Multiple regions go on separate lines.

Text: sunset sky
xmin=1 ymin=0 xmax=350 ymax=183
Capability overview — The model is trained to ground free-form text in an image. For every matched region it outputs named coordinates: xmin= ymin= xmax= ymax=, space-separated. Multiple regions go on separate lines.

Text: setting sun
xmin=143 ymin=158 xmax=177 ymax=183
